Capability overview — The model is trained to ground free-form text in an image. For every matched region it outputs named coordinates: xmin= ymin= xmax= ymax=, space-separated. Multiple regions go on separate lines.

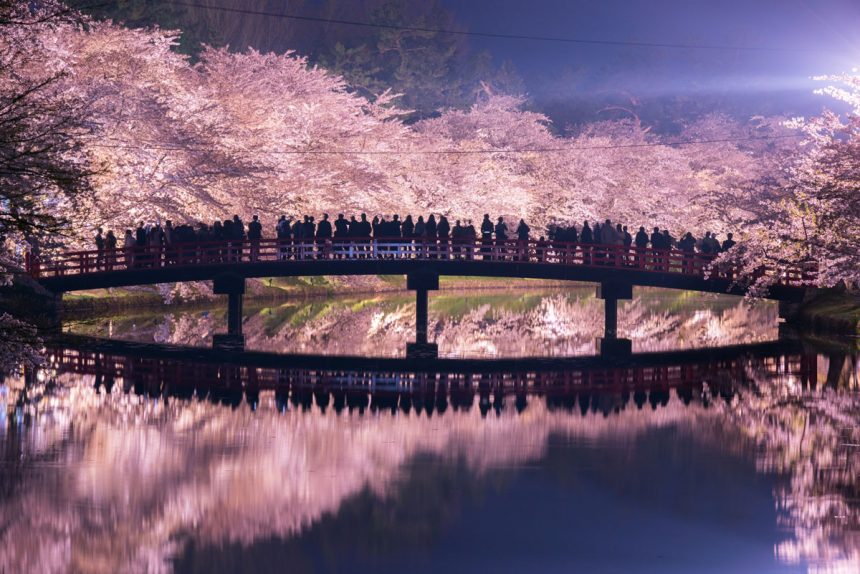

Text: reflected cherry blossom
xmin=2 ymin=349 xmax=858 ymax=573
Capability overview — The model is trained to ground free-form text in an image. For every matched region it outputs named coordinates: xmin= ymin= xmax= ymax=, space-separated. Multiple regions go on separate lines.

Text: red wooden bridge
xmin=25 ymin=237 xmax=815 ymax=356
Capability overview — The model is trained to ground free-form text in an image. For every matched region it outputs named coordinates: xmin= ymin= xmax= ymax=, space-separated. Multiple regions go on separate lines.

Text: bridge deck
xmin=28 ymin=238 xmax=813 ymax=299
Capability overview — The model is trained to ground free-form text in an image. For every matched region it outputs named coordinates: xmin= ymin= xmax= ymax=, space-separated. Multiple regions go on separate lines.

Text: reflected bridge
xmin=40 ymin=335 xmax=820 ymax=418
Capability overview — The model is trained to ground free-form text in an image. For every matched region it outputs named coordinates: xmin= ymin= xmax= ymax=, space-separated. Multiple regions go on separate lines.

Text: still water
xmin=66 ymin=286 xmax=780 ymax=356
xmin=2 ymin=287 xmax=859 ymax=573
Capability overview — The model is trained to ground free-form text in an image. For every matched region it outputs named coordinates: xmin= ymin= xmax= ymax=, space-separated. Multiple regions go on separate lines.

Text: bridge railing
xmin=25 ymin=237 xmax=814 ymax=286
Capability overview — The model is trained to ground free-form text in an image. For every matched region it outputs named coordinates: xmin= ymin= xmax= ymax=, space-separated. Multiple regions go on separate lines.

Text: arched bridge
xmin=27 ymin=238 xmax=814 ymax=356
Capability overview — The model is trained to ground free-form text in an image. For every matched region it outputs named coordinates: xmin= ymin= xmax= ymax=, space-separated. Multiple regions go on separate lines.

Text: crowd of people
xmin=87 ymin=213 xmax=736 ymax=272
xmin=547 ymin=220 xmax=735 ymax=256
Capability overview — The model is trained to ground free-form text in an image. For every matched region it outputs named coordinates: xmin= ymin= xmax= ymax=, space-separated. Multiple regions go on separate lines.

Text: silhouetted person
xmin=148 ymin=222 xmax=163 ymax=267
xmin=371 ymin=215 xmax=381 ymax=238
xmin=248 ymin=214 xmax=262 ymax=261
xmin=661 ymin=229 xmax=675 ymax=271
xmin=400 ymin=215 xmax=414 ymax=257
xmin=402 ymin=214 xmax=414 ymax=238
xmin=708 ymin=232 xmax=721 ymax=254
xmin=452 ymin=219 xmax=464 ymax=259
xmin=209 ymin=220 xmax=223 ymax=261
xmin=426 ymin=214 xmax=437 ymax=258
xmin=359 ymin=213 xmax=371 ymax=257
xmin=647 ymin=226 xmax=660 ymax=248
xmin=622 ymin=225 xmax=632 ymax=265
xmin=600 ymin=219 xmax=616 ymax=245
xmin=516 ymin=219 xmax=530 ymax=261
xmin=135 ymin=222 xmax=147 ymax=246
xmin=291 ymin=216 xmax=303 ymax=259
xmin=580 ymin=221 xmax=593 ymax=243
xmin=494 ymin=216 xmax=508 ymax=260
xmin=464 ymin=219 xmax=477 ymax=260
xmin=679 ymin=232 xmax=696 ymax=273
xmin=317 ymin=213 xmax=332 ymax=258
xmin=580 ymin=220 xmax=593 ymax=265
xmin=347 ymin=215 xmax=359 ymax=258
xmin=634 ymin=225 xmax=648 ymax=267
xmin=414 ymin=215 xmax=426 ymax=257
xmin=334 ymin=213 xmax=348 ymax=237
xmin=437 ymin=215 xmax=450 ymax=258
xmin=163 ymin=220 xmax=178 ymax=265
xmin=303 ymin=216 xmax=316 ymax=259
xmin=536 ymin=235 xmax=549 ymax=262
xmin=426 ymin=214 xmax=437 ymax=238
xmin=94 ymin=227 xmax=105 ymax=270
xmin=721 ymin=232 xmax=736 ymax=252
xmin=233 ymin=214 xmax=245 ymax=239
xmin=480 ymin=214 xmax=493 ymax=260
xmin=230 ymin=214 xmax=245 ymax=262
xmin=105 ymin=230 xmax=117 ymax=270
xmin=276 ymin=215 xmax=290 ymax=260
xmin=134 ymin=222 xmax=147 ymax=267
xmin=649 ymin=226 xmax=663 ymax=270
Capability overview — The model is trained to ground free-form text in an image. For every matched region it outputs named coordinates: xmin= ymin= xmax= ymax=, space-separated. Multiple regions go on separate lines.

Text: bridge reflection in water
xmin=6 ymin=336 xmax=860 ymax=573
xmin=42 ymin=336 xmax=819 ymax=418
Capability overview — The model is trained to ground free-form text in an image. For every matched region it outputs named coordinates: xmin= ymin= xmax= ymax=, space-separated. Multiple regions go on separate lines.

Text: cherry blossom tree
xmin=0 ymin=1 xmax=93 ymax=274
xmin=27 ymin=15 xmax=785 ymax=244
xmin=722 ymin=73 xmax=860 ymax=292
xmin=0 ymin=2 xmax=819 ymax=296
xmin=0 ymin=0 xmax=95 ymax=365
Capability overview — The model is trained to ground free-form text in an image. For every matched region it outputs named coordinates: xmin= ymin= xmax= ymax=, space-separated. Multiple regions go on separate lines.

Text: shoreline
xmin=58 ymin=276 xmax=579 ymax=320
xmin=782 ymin=290 xmax=860 ymax=339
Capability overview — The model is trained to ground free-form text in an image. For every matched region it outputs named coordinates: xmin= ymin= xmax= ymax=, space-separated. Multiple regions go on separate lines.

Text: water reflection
xmin=66 ymin=288 xmax=779 ymax=357
xmin=2 ymin=338 xmax=858 ymax=573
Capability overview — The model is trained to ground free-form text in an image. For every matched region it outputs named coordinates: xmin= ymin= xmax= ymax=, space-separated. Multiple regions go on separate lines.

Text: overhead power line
xmin=169 ymin=1 xmax=832 ymax=54
xmin=92 ymin=133 xmax=802 ymax=155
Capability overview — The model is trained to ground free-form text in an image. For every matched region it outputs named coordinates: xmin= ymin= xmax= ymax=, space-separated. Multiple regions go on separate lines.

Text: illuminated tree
xmin=723 ymin=73 xmax=860 ymax=293
xmin=0 ymin=1 xmax=92 ymax=276
xmin=0 ymin=1 xmax=94 ymax=364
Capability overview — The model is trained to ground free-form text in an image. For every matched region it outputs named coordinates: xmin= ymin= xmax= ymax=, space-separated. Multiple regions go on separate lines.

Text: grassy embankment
xmin=61 ymin=275 xmax=573 ymax=316
xmin=63 ymin=283 xmax=756 ymax=343
xmin=790 ymin=291 xmax=860 ymax=339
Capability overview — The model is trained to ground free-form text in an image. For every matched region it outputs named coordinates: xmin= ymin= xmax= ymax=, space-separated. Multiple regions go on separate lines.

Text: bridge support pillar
xmin=596 ymin=282 xmax=632 ymax=358
xmin=213 ymin=273 xmax=245 ymax=350
xmin=406 ymin=273 xmax=439 ymax=358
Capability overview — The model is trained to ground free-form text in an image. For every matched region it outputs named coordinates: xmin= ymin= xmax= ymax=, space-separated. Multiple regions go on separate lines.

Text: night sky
xmin=72 ymin=0 xmax=860 ymax=121
xmin=444 ymin=0 xmax=860 ymax=116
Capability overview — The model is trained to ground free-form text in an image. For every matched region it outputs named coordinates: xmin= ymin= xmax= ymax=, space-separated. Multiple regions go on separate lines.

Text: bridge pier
xmin=596 ymin=282 xmax=633 ymax=357
xmin=213 ymin=273 xmax=245 ymax=350
xmin=406 ymin=273 xmax=439 ymax=358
